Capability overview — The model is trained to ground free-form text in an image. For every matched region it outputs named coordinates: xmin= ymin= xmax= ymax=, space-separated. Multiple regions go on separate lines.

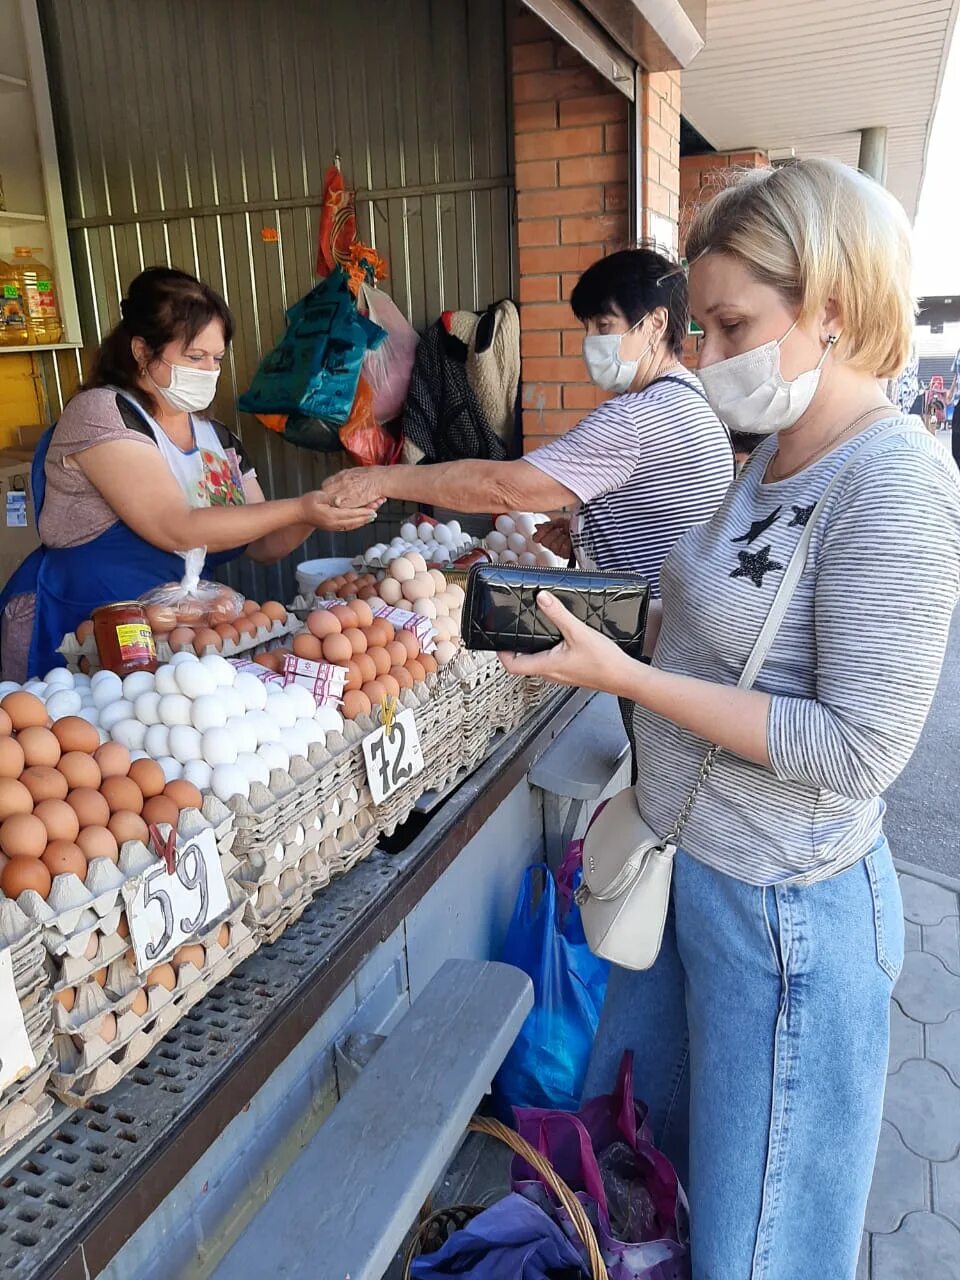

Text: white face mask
xmin=698 ymin=322 xmax=836 ymax=434
xmin=583 ymin=319 xmax=650 ymax=393
xmin=151 ymin=359 xmax=220 ymax=414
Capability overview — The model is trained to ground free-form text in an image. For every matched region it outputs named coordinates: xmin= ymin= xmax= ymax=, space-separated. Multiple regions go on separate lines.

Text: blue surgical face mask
xmin=582 ymin=317 xmax=648 ymax=393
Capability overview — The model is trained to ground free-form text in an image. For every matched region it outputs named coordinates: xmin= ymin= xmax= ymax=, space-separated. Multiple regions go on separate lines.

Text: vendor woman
xmin=0 ymin=267 xmax=379 ymax=682
xmin=322 ymin=247 xmax=734 ymax=594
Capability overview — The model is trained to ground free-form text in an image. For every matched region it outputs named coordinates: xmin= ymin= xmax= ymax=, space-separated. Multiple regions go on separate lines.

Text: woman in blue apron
xmin=0 ymin=267 xmax=377 ymax=681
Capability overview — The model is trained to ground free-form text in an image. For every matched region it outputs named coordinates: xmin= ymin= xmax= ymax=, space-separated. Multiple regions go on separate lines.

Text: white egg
xmin=144 ymin=723 xmax=170 ymax=758
xmin=157 ymin=755 xmax=183 ymax=782
xmin=506 ymin=532 xmax=527 ymax=554
xmin=190 ymin=694 xmax=228 ymax=732
xmin=169 ymin=724 xmax=203 ymax=764
xmin=111 ymin=718 xmax=148 ymax=752
xmin=389 ymin=557 xmax=416 ymax=583
xmin=90 ymin=669 xmax=118 ymax=688
xmin=259 ymin=742 xmax=291 ymax=775
xmin=159 ymin=693 xmax=193 ymax=727
xmin=485 ymin=531 xmax=508 ymax=552
xmin=400 ymin=522 xmax=418 ymax=542
xmin=169 ymin=651 xmax=199 ymax=667
xmin=412 ymin=597 xmax=437 ymax=620
xmin=44 ymin=668 xmax=75 ymax=690
xmin=519 ymin=551 xmax=538 ymax=566
xmin=283 ymin=683 xmax=317 ymax=720
xmin=134 ymin=691 xmax=162 ymax=726
xmin=281 ymin=725 xmax=310 ymax=761
xmin=430 ymin=546 xmax=451 ymax=565
xmin=225 ymin=715 xmax=258 ymax=756
xmin=97 ymin=727 xmax=109 ymax=745
xmin=295 ymin=716 xmax=326 ymax=745
xmin=130 ymin=750 xmax=148 ymax=762
xmin=501 ymin=550 xmax=519 ymax=564
xmin=122 ymin=671 xmax=155 ymax=701
xmin=73 ymin=674 xmax=92 ymax=690
xmin=432 ymin=597 xmax=449 ymax=618
xmin=175 ymin=661 xmax=216 ymax=699
xmin=418 ymin=523 xmax=435 ymax=543
xmin=200 ymin=653 xmax=237 ymax=687
xmin=46 ymin=689 xmax=83 ymax=720
xmin=434 ymin=524 xmax=452 ymax=545
xmin=182 ymin=759 xmax=213 ymax=790
xmin=211 ymin=764 xmax=249 ymax=803
xmin=314 ymin=706 xmax=345 ymax=734
xmin=217 ymin=687 xmax=247 ymax=720
xmin=99 ymin=699 xmax=136 ymax=731
xmin=233 ymin=672 xmax=268 ymax=711
xmin=264 ymin=691 xmax=298 ymax=729
xmin=435 ymin=640 xmax=458 ymax=665
xmin=516 ymin=514 xmax=537 ymax=539
xmin=235 ymin=752 xmax=269 ymax=786
xmin=201 ymin=727 xmax=238 ymax=767
xmin=0 ymin=681 xmax=20 ymax=697
xmin=406 ymin=552 xmax=428 ymax=575
xmin=92 ymin=674 xmax=124 ymax=709
xmin=154 ymin=665 xmax=181 ymax=696
xmin=245 ymin=710 xmax=282 ymax=745
xmin=494 ymin=515 xmax=516 ymax=536
xmin=382 ymin=550 xmax=399 ymax=566
xmin=77 ymin=707 xmax=101 ymax=727
xmin=447 ymin=520 xmax=462 ymax=537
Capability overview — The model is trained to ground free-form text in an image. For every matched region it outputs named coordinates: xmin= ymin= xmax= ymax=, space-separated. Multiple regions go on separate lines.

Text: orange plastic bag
xmin=339 ymin=377 xmax=402 ymax=467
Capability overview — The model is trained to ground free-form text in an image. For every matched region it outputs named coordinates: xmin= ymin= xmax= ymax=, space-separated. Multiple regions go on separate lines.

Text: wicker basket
xmin=402 ymin=1115 xmax=608 ymax=1279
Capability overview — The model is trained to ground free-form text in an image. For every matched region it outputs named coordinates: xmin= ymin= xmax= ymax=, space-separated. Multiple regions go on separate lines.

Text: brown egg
xmin=174 ymin=602 xmax=204 ymax=625
xmin=391 ymin=665 xmax=414 ymax=690
xmin=292 ymin=632 xmax=324 ymax=662
xmin=397 ymin=630 xmax=420 ymax=661
xmin=354 ymin=653 xmax=377 ymax=685
xmin=0 ymin=777 xmax=33 ymax=821
xmin=329 ymin=604 xmax=358 ymax=631
xmin=92 ymin=966 xmax=107 ymax=986
xmin=0 ymin=813 xmax=48 ymax=859
xmin=217 ymin=923 xmax=230 ymax=948
xmin=247 ymin=611 xmax=271 ymax=632
xmin=362 ymin=621 xmax=390 ymax=649
xmin=357 ymin=585 xmax=378 ymax=601
xmin=17 ymin=726 xmax=61 ymax=768
xmin=67 ymin=787 xmax=111 ymax=829
xmin=386 ymin=640 xmax=409 ymax=669
xmin=307 ymin=609 xmax=342 ymax=640
xmin=361 ymin=680 xmax=388 ymax=707
xmin=0 ymin=736 xmax=26 ymax=779
xmin=146 ymin=962 xmax=177 ymax=991
xmin=84 ymin=933 xmax=100 ymax=960
xmin=42 ymin=840 xmax=87 ymax=881
xmin=76 ymin=619 xmax=95 ymax=644
xmin=368 ymin=646 xmax=392 ymax=678
xmin=58 ymin=751 xmax=101 ymax=790
xmin=95 ymin=742 xmax=131 ymax=779
xmin=171 ymin=943 xmax=205 ymax=972
xmin=101 ymin=776 xmax=144 ymax=815
xmin=378 ymin=621 xmax=396 ymax=646
xmin=341 ymin=690 xmax=372 ymax=721
xmin=350 ymin=599 xmax=375 ymax=628
xmin=164 ymin=780 xmax=202 ymax=812
xmin=128 ymin=758 xmax=166 ymax=799
xmin=1 ymin=691 xmax=48 ymax=731
xmin=109 ymin=811 xmax=150 ymax=847
xmin=322 ymin=633 xmax=353 ymax=666
xmin=21 ymin=766 xmax=69 ymax=804
xmin=419 ymin=653 xmax=438 ymax=675
xmin=315 ymin=579 xmax=337 ymax=598
xmin=242 ymin=598 xmax=260 ymax=616
xmin=343 ymin=627 xmax=368 ymax=656
xmin=168 ymin=625 xmax=196 ymax=651
xmin=1 ymin=855 xmax=51 ymax=899
xmin=142 ymin=795 xmax=179 ymax=828
xmin=145 ymin=603 xmax=178 ymax=633
xmin=343 ymin=660 xmax=363 ymax=693
xmin=54 ymin=986 xmax=76 ymax=1012
xmin=407 ymin=659 xmax=427 ymax=684
xmin=262 ymin=601 xmax=287 ymax=624
xmin=117 ymin=911 xmax=130 ymax=938
xmin=380 ymin=673 xmax=401 ymax=701
xmin=193 ymin=627 xmax=223 ymax=654
xmin=78 ymin=657 xmax=92 ymax=675
xmin=98 ymin=1013 xmax=118 ymax=1043
xmin=0 ymin=708 xmax=11 ymax=736
xmin=131 ymin=988 xmax=148 ymax=1016
xmin=33 ymin=799 xmax=81 ymax=844
xmin=234 ymin=617 xmax=258 ymax=639
xmin=215 ymin=623 xmax=241 ymax=645
xmin=76 ymin=825 xmax=119 ymax=864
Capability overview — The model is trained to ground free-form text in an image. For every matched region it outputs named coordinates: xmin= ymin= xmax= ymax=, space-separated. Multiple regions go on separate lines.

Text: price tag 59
xmin=362 ymin=707 xmax=425 ymax=805
xmin=0 ymin=947 xmax=35 ymax=1095
xmin=122 ymin=828 xmax=230 ymax=975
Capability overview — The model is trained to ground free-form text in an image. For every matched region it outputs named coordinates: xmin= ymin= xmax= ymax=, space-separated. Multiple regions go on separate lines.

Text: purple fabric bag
xmin=511 ymin=1053 xmax=690 ymax=1280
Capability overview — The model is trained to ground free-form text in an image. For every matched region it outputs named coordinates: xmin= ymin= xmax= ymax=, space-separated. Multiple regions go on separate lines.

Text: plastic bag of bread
xmin=138 ymin=548 xmax=244 ymax=634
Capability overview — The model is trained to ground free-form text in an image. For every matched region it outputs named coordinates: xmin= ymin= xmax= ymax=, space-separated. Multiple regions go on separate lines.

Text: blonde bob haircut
xmin=686 ymin=157 xmax=914 ymax=379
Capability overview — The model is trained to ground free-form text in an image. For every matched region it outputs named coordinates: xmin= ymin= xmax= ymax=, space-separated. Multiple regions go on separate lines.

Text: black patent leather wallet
xmin=462 ymin=564 xmax=650 ymax=657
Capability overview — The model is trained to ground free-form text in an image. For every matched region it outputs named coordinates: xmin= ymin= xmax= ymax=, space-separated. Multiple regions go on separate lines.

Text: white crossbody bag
xmin=575 ymin=423 xmax=912 ymax=971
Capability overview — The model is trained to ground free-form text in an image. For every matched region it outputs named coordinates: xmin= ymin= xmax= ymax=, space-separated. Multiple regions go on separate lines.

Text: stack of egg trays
xmin=57 ymin=609 xmax=298 ymax=673
xmin=442 ymin=651 xmax=531 ymax=774
xmin=0 ymin=900 xmax=55 ymax=1157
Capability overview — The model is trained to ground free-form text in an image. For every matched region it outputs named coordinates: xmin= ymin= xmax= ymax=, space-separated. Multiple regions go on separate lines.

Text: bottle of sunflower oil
xmin=12 ymin=246 xmax=62 ymax=344
xmin=0 ymin=257 xmax=29 ymax=347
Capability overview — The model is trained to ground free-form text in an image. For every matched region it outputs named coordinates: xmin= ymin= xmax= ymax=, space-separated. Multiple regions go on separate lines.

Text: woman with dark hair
xmin=0 ymin=267 xmax=377 ymax=680
xmin=322 ymin=247 xmax=733 ymax=592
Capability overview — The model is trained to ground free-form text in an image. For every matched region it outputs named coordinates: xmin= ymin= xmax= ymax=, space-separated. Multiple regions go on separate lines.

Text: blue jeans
xmin=582 ymin=839 xmax=903 ymax=1280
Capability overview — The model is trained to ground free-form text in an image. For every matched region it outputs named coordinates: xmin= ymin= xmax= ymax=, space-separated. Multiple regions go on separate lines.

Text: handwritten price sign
xmin=0 ymin=947 xmax=35 ymax=1095
xmin=122 ymin=828 xmax=230 ymax=974
xmin=362 ymin=708 xmax=425 ymax=805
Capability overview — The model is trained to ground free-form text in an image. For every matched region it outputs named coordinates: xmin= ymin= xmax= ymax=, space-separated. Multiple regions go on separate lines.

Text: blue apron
xmin=0 ymin=423 xmax=244 ymax=679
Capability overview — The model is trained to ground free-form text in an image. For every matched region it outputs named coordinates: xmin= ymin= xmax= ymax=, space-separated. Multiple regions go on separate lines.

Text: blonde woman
xmin=502 ymin=159 xmax=960 ymax=1278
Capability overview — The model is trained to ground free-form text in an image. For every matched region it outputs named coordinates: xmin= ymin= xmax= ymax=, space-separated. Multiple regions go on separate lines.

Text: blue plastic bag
xmin=409 ymin=1192 xmax=588 ymax=1279
xmin=494 ymin=862 xmax=609 ymax=1115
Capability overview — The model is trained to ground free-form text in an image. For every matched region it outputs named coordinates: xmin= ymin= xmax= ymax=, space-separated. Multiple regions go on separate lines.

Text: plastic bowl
xmin=296 ymin=557 xmax=355 ymax=598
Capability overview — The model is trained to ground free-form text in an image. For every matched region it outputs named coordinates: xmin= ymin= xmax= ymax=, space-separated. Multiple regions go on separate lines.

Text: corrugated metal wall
xmin=37 ymin=0 xmax=514 ymax=600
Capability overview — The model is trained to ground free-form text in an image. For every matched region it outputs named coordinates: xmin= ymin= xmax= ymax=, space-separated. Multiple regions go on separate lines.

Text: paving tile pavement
xmin=863 ymin=864 xmax=960 ymax=1279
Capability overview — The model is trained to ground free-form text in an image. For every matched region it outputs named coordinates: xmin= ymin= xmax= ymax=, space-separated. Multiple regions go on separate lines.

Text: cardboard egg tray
xmin=0 ymin=902 xmax=56 ymax=1156
xmin=439 ymin=650 xmax=531 ymax=772
xmin=50 ymin=888 xmax=257 ymax=1103
xmin=57 ymin=612 xmax=299 ymax=673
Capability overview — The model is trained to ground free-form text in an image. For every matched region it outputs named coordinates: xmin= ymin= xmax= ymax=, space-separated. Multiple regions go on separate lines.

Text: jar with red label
xmin=91 ymin=602 xmax=158 ymax=676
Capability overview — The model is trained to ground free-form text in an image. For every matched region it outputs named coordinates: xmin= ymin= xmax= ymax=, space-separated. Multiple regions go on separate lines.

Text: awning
xmin=680 ymin=0 xmax=960 ymax=218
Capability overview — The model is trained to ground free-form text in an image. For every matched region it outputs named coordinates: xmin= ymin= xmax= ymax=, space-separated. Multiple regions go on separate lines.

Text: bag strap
xmin=664 ymin=420 xmax=917 ymax=848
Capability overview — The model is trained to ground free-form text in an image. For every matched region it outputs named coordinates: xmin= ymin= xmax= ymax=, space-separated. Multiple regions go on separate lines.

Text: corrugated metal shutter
xmin=38 ymin=0 xmax=513 ymax=601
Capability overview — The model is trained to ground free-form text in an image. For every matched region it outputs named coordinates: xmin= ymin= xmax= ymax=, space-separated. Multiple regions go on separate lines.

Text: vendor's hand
xmin=299 ymin=490 xmax=382 ymax=532
xmin=533 ymin=516 xmax=573 ymax=562
xmin=499 ymin=592 xmax=635 ymax=695
xmin=322 ymin=467 xmax=390 ymax=511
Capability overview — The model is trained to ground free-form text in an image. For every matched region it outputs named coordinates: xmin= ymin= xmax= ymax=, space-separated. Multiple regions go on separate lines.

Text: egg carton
xmin=6 ymin=801 xmax=237 ymax=963
xmin=232 ymin=781 xmax=370 ymax=887
xmin=0 ymin=1050 xmax=56 ymax=1158
xmin=57 ymin=613 xmax=299 ymax=673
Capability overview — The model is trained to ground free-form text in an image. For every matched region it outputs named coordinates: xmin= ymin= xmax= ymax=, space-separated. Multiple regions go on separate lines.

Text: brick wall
xmin=639 ymin=71 xmax=681 ymax=251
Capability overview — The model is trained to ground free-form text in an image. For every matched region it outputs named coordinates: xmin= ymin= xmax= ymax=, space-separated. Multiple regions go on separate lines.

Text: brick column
xmin=639 ymin=71 xmax=681 ymax=252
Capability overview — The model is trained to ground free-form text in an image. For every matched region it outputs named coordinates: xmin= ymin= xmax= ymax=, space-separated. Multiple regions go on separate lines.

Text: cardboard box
xmin=0 ymin=449 xmax=39 ymax=586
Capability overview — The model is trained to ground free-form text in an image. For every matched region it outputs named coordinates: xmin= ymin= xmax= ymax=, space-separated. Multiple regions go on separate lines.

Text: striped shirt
xmin=525 ymin=370 xmax=734 ymax=594
xmin=633 ymin=418 xmax=960 ymax=885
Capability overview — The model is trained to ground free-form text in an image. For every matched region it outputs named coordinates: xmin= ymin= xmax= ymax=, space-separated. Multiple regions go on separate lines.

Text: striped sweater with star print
xmin=631 ymin=416 xmax=960 ymax=885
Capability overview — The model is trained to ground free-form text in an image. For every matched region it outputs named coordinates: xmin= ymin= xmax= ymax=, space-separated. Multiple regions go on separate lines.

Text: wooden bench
xmin=211 ymin=958 xmax=533 ymax=1280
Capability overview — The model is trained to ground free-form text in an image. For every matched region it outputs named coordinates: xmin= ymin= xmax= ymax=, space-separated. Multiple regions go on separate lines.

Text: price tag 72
xmin=122 ymin=828 xmax=230 ymax=974
xmin=0 ymin=946 xmax=35 ymax=1095
xmin=362 ymin=707 xmax=425 ymax=805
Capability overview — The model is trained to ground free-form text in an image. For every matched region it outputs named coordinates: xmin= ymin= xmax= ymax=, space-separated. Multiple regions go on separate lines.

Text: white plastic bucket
xmin=296 ymin=557 xmax=354 ymax=598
